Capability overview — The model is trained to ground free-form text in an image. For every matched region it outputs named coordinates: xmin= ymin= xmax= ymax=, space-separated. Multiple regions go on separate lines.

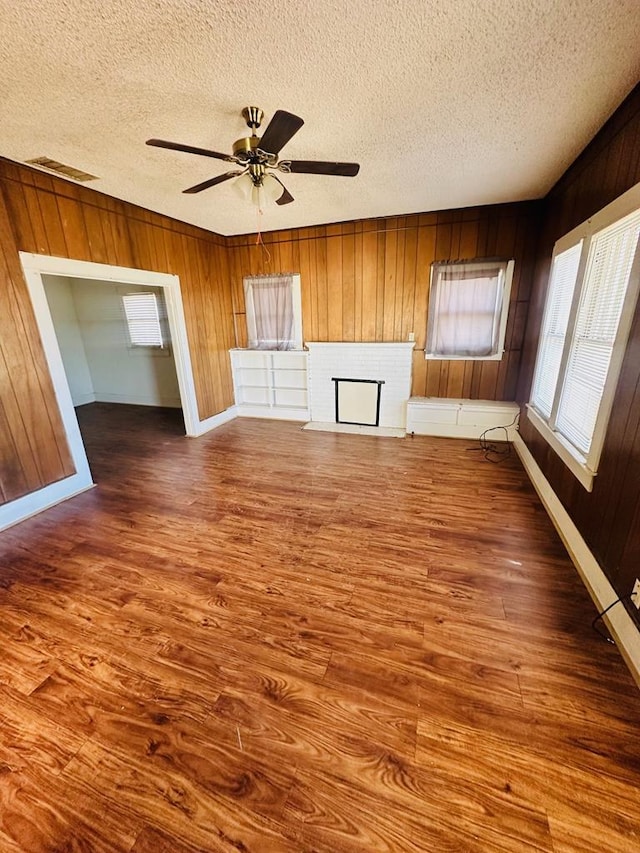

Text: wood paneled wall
xmin=0 ymin=159 xmax=236 ymax=506
xmin=0 ymin=185 xmax=75 ymax=503
xmin=228 ymin=203 xmax=540 ymax=399
xmin=518 ymin=83 xmax=640 ymax=607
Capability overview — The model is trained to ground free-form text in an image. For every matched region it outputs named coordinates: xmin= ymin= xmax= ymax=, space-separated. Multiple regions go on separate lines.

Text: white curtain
xmin=428 ymin=263 xmax=504 ymax=357
xmin=244 ymin=274 xmax=294 ymax=350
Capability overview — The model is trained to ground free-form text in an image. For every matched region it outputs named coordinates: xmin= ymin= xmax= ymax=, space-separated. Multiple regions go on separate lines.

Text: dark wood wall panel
xmin=1 ymin=161 xmax=235 ymax=417
xmin=0 ymin=183 xmax=75 ymax=503
xmin=228 ymin=203 xmax=540 ymax=399
xmin=518 ymin=83 xmax=640 ymax=607
xmin=0 ymin=159 xmax=235 ymax=506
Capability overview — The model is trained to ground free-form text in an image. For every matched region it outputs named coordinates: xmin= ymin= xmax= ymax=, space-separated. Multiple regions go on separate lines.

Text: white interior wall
xmin=43 ymin=275 xmax=181 ymax=409
xmin=72 ymin=278 xmax=181 ymax=408
xmin=42 ymin=275 xmax=95 ymax=406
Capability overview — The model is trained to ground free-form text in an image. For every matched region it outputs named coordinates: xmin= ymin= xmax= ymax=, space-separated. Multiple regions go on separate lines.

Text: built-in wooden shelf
xmin=230 ymin=349 xmax=310 ymax=421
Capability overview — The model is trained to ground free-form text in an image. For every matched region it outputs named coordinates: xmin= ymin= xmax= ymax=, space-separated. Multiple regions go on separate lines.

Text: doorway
xmin=1 ymin=253 xmax=201 ymax=530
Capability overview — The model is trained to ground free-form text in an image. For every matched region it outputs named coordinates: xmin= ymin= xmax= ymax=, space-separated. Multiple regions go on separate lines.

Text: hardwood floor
xmin=1 ymin=403 xmax=639 ymax=852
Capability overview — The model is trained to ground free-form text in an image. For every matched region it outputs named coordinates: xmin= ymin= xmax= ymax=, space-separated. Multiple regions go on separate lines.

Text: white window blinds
xmin=555 ymin=210 xmax=640 ymax=455
xmin=530 ymin=242 xmax=582 ymax=419
xmin=122 ymin=292 xmax=164 ymax=347
xmin=527 ymin=187 xmax=640 ymax=490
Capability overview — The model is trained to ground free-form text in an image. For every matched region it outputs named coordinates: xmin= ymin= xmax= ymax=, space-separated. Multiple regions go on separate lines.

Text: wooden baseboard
xmin=192 ymin=406 xmax=238 ymax=436
xmin=94 ymin=393 xmax=182 ymax=408
xmin=236 ymin=405 xmax=310 ymax=421
xmin=0 ymin=478 xmax=95 ymax=532
xmin=513 ymin=433 xmax=640 ymax=689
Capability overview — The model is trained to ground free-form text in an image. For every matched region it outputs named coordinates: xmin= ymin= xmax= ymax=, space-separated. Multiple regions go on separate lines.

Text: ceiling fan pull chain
xmin=254 ymin=212 xmax=272 ymax=267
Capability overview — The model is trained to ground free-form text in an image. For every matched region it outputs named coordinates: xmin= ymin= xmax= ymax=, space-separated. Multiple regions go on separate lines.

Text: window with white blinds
xmin=528 ymin=189 xmax=640 ymax=491
xmin=122 ymin=292 xmax=164 ymax=347
xmin=530 ymin=243 xmax=582 ymax=418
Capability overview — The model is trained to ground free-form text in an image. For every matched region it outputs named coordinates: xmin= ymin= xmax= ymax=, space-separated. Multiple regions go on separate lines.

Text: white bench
xmin=406 ymin=397 xmax=520 ymax=440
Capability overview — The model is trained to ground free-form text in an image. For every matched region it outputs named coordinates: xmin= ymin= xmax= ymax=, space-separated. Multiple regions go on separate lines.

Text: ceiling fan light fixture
xmin=251 ymin=179 xmax=280 ymax=212
xmin=234 ymin=172 xmax=282 ymax=210
xmin=232 ymin=172 xmax=253 ymax=201
xmin=251 ymin=184 xmax=263 ymax=209
xmin=262 ymin=174 xmax=284 ymax=204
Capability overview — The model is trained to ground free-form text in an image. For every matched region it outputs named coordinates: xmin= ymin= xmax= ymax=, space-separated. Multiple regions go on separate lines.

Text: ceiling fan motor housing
xmin=232 ymin=136 xmax=260 ymax=161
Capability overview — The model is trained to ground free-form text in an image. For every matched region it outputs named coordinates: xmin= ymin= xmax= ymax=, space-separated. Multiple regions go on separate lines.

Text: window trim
xmin=526 ymin=405 xmax=595 ymax=490
xmin=527 ymin=181 xmax=640 ymax=492
xmin=425 ymin=259 xmax=514 ymax=361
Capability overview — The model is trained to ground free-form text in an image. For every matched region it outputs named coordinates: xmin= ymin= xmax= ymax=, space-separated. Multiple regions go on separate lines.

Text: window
xmin=243 ymin=273 xmax=302 ymax=350
xmin=426 ymin=259 xmax=514 ymax=359
xmin=528 ymin=184 xmax=640 ymax=491
xmin=122 ymin=292 xmax=164 ymax=348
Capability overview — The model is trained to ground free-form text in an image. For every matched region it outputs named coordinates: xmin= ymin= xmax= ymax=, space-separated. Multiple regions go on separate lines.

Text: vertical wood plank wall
xmin=0 ymin=160 xmax=236 ymax=506
xmin=0 ymin=185 xmax=75 ymax=502
xmin=518 ymin=83 xmax=640 ymax=605
xmin=228 ymin=203 xmax=540 ymax=399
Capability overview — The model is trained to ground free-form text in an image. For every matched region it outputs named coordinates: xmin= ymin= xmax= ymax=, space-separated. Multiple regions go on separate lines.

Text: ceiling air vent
xmin=25 ymin=157 xmax=98 ymax=182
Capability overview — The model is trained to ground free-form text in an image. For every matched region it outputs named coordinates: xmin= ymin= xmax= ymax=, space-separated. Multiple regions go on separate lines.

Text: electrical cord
xmin=592 ymin=594 xmax=635 ymax=644
xmin=467 ymin=412 xmax=520 ymax=463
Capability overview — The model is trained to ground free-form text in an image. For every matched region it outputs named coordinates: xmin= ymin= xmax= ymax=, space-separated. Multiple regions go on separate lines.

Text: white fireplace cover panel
xmin=336 ymin=380 xmax=380 ymax=425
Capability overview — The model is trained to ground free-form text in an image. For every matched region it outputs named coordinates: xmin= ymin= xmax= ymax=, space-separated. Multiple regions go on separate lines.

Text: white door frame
xmin=0 ymin=254 xmax=201 ymax=531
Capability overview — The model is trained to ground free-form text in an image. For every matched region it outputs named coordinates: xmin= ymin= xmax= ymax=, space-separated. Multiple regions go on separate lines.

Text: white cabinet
xmin=230 ymin=349 xmax=309 ymax=421
xmin=406 ymin=398 xmax=519 ymax=439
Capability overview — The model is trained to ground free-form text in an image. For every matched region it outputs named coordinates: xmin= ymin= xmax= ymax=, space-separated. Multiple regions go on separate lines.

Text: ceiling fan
xmin=146 ymin=106 xmax=360 ymax=206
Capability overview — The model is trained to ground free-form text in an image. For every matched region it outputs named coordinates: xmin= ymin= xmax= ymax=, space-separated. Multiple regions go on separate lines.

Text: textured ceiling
xmin=1 ymin=0 xmax=639 ymax=236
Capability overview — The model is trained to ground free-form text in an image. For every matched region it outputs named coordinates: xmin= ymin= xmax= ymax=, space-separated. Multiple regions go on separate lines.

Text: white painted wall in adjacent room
xmin=72 ymin=278 xmax=181 ymax=408
xmin=43 ymin=276 xmax=181 ymax=408
xmin=42 ymin=275 xmax=95 ymax=406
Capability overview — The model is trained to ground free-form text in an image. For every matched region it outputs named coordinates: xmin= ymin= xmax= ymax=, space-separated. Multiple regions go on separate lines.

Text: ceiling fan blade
xmin=287 ymin=160 xmax=360 ymax=177
xmin=258 ymin=110 xmax=304 ymax=155
xmin=271 ymin=175 xmax=294 ymax=206
xmin=146 ymin=138 xmax=233 ymax=162
xmin=183 ymin=171 xmax=243 ymax=194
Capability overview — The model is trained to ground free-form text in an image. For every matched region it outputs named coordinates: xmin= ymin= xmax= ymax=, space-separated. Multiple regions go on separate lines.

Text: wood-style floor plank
xmin=1 ymin=402 xmax=639 ymax=851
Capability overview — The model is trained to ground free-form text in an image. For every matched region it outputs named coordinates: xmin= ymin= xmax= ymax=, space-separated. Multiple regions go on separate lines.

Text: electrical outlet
xmin=632 ymin=579 xmax=640 ymax=609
